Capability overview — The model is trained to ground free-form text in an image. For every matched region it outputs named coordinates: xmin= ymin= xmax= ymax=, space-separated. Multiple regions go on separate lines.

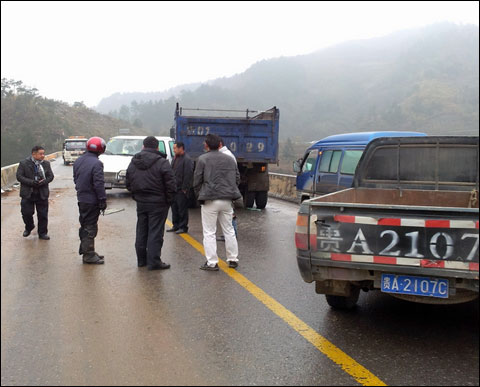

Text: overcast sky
xmin=2 ymin=1 xmax=479 ymax=107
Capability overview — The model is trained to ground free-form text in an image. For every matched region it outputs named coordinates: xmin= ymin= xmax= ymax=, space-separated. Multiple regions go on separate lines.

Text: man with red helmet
xmin=73 ymin=136 xmax=107 ymax=264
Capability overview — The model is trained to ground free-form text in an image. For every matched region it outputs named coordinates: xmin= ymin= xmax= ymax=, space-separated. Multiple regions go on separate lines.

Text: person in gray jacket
xmin=193 ymin=134 xmax=242 ymax=271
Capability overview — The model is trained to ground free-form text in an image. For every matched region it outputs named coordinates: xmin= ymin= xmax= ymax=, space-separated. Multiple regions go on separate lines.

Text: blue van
xmin=293 ymin=131 xmax=427 ymax=202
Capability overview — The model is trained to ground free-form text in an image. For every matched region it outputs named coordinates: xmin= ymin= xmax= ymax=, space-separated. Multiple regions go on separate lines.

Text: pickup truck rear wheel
xmin=255 ymin=191 xmax=268 ymax=209
xmin=325 ymin=288 xmax=360 ymax=310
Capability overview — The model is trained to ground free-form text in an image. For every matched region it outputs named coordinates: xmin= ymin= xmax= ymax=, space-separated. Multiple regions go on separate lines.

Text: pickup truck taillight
xmin=295 ymin=214 xmax=309 ymax=250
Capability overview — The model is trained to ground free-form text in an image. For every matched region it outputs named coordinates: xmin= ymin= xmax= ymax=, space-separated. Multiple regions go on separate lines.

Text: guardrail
xmin=1 ymin=152 xmax=61 ymax=192
xmin=268 ymin=172 xmax=298 ymax=203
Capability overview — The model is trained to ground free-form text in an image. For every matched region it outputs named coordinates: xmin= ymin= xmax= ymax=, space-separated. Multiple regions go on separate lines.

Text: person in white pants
xmin=201 ymin=199 xmax=238 ymax=269
xmin=193 ymin=134 xmax=242 ymax=271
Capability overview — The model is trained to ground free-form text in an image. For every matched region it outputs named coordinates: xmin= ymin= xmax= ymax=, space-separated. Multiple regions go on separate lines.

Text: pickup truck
xmin=172 ymin=103 xmax=279 ymax=208
xmin=295 ymin=136 xmax=479 ymax=309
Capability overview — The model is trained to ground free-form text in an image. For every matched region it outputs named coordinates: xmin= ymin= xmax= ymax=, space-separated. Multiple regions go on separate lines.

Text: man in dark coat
xmin=73 ymin=137 xmax=107 ymax=264
xmin=16 ymin=145 xmax=55 ymax=239
xmin=126 ymin=136 xmax=177 ymax=270
xmin=167 ymin=141 xmax=194 ymax=234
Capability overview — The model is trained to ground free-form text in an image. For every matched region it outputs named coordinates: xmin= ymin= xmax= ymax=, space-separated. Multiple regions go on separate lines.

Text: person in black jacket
xmin=16 ymin=146 xmax=54 ymax=239
xmin=126 ymin=136 xmax=177 ymax=270
xmin=167 ymin=141 xmax=194 ymax=234
xmin=73 ymin=137 xmax=107 ymax=265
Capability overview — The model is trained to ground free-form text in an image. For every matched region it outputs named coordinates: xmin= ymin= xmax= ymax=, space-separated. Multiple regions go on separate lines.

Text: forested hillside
xmin=1 ymin=79 xmax=146 ymax=167
xmin=103 ymin=23 xmax=479 ymax=140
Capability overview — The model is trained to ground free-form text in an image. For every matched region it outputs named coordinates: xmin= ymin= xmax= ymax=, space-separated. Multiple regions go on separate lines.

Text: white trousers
xmin=201 ymin=200 xmax=238 ymax=267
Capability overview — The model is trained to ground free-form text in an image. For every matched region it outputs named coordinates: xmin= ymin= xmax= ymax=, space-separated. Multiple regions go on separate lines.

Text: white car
xmin=99 ymin=135 xmax=174 ymax=189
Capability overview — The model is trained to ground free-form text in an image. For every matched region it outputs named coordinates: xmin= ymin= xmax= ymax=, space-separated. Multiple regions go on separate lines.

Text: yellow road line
xmin=165 ymin=219 xmax=386 ymax=386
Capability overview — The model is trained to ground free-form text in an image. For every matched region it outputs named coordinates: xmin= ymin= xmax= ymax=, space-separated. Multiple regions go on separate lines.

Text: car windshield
xmin=65 ymin=141 xmax=87 ymax=150
xmin=105 ymin=138 xmax=144 ymax=156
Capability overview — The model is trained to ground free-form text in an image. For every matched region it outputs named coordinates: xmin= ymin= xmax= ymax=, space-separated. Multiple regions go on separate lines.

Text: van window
xmin=169 ymin=141 xmax=174 ymax=156
xmin=340 ymin=150 xmax=363 ymax=174
xmin=106 ymin=138 xmax=144 ymax=155
xmin=319 ymin=150 xmax=342 ymax=173
xmin=301 ymin=151 xmax=317 ymax=172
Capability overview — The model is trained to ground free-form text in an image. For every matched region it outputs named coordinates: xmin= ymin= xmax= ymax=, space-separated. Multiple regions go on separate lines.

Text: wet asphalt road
xmin=1 ymin=158 xmax=479 ymax=386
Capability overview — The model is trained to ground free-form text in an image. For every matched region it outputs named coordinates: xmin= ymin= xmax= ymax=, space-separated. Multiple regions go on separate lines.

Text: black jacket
xmin=171 ymin=153 xmax=194 ymax=192
xmin=16 ymin=157 xmax=54 ymax=200
xmin=73 ymin=151 xmax=107 ymax=204
xmin=126 ymin=148 xmax=176 ymax=205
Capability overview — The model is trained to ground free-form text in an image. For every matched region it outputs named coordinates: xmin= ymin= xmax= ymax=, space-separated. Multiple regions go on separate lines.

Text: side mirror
xmin=169 ymin=127 xmax=175 ymax=140
xmin=293 ymin=160 xmax=301 ymax=173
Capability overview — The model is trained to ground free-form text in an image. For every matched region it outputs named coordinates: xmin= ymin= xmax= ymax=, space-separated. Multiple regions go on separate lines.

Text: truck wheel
xmin=255 ymin=191 xmax=268 ymax=209
xmin=325 ymin=288 xmax=360 ymax=310
xmin=244 ymin=191 xmax=255 ymax=208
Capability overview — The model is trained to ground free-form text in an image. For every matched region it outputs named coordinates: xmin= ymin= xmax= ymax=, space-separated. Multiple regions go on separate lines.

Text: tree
xmin=119 ymin=105 xmax=131 ymax=122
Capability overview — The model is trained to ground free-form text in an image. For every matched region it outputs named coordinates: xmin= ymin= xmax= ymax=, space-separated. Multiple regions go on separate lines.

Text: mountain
xmin=1 ymin=79 xmax=147 ymax=167
xmin=95 ymin=82 xmax=203 ymax=114
xmin=100 ymin=22 xmax=479 ymax=140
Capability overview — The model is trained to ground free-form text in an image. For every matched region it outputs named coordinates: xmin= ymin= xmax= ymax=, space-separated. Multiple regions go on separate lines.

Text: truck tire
xmin=255 ymin=191 xmax=268 ymax=209
xmin=244 ymin=191 xmax=255 ymax=208
xmin=325 ymin=288 xmax=360 ymax=310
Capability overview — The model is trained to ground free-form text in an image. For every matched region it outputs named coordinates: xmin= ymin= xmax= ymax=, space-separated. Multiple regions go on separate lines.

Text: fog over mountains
xmin=97 ymin=23 xmax=479 ymax=140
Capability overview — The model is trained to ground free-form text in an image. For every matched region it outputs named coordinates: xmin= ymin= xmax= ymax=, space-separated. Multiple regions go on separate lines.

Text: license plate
xmin=381 ymin=274 xmax=449 ymax=298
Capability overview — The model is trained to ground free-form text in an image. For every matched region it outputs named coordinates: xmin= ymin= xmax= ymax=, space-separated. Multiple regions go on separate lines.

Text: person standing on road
xmin=167 ymin=141 xmax=194 ymax=235
xmin=16 ymin=146 xmax=54 ymax=240
xmin=218 ymin=137 xmax=239 ymax=240
xmin=73 ymin=137 xmax=107 ymax=265
xmin=126 ymin=136 xmax=177 ymax=270
xmin=193 ymin=134 xmax=241 ymax=271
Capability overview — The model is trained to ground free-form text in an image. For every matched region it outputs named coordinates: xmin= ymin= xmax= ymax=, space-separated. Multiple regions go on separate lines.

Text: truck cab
xmin=63 ymin=136 xmax=87 ymax=165
xmin=294 ymin=131 xmax=426 ymax=202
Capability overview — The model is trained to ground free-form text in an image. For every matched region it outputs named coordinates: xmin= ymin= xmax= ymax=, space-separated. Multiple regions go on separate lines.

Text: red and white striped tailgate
xmin=313 ymin=216 xmax=480 ymax=272
xmin=315 ymin=252 xmax=479 ymax=271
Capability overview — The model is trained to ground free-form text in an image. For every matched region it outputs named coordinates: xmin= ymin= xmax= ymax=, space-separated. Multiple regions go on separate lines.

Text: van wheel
xmin=255 ymin=191 xmax=268 ymax=209
xmin=325 ymin=288 xmax=360 ymax=310
xmin=244 ymin=191 xmax=255 ymax=208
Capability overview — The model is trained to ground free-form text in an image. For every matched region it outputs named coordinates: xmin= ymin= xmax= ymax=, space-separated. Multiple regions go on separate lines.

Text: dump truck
xmin=295 ymin=136 xmax=479 ymax=309
xmin=171 ymin=103 xmax=280 ymax=208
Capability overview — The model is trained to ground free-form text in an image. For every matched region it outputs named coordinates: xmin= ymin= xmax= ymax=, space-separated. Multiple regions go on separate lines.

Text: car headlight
xmin=118 ymin=170 xmax=127 ymax=178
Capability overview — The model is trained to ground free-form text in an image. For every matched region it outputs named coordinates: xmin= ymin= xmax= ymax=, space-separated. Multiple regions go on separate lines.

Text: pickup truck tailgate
xmin=306 ymin=194 xmax=479 ymax=278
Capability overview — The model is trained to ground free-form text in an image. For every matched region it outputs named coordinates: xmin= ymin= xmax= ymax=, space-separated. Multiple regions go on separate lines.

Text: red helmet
xmin=86 ymin=137 xmax=106 ymax=154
